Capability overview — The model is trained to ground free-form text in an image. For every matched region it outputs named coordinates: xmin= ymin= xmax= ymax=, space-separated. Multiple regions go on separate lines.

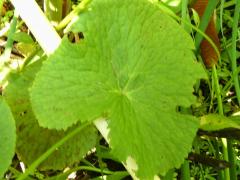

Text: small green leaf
xmin=31 ymin=0 xmax=205 ymax=178
xmin=200 ymin=114 xmax=240 ymax=131
xmin=191 ymin=8 xmax=200 ymax=27
xmin=0 ymin=98 xmax=16 ymax=178
xmin=12 ymin=32 xmax=34 ymax=43
xmin=4 ymin=59 xmax=98 ymax=170
xmin=15 ymin=43 xmax=37 ymax=57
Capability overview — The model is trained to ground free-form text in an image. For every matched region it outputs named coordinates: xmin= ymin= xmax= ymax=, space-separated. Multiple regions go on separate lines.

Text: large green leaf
xmin=3 ymin=59 xmax=98 ymax=170
xmin=0 ymin=98 xmax=16 ymax=178
xmin=31 ymin=0 xmax=205 ymax=178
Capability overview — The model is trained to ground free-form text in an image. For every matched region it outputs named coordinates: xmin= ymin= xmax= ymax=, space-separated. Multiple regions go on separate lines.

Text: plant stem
xmin=181 ymin=160 xmax=191 ymax=180
xmin=56 ymin=0 xmax=92 ymax=31
xmin=213 ymin=139 xmax=225 ymax=180
xmin=212 ymin=66 xmax=223 ymax=115
xmin=231 ymin=0 xmax=240 ymax=105
xmin=0 ymin=10 xmax=18 ymax=65
xmin=50 ymin=166 xmax=128 ymax=180
xmin=16 ymin=121 xmax=92 ymax=180
xmin=0 ymin=0 xmax=3 ymax=24
xmin=66 ymin=166 xmax=119 ymax=175
xmin=222 ymin=138 xmax=230 ymax=180
xmin=227 ymin=140 xmax=237 ymax=180
xmin=219 ymin=0 xmax=225 ymax=37
xmin=194 ymin=0 xmax=219 ymax=51
xmin=181 ymin=0 xmax=189 ymax=29
xmin=213 ymin=65 xmax=231 ymax=180
xmin=62 ymin=0 xmax=72 ymax=18
xmin=223 ymin=1 xmax=240 ymax=179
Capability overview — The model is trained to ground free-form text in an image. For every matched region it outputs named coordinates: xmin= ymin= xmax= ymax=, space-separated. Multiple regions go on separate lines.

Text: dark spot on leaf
xmin=20 ymin=111 xmax=27 ymax=116
xmin=18 ymin=124 xmax=25 ymax=132
xmin=176 ymin=106 xmax=181 ymax=112
xmin=67 ymin=31 xmax=84 ymax=43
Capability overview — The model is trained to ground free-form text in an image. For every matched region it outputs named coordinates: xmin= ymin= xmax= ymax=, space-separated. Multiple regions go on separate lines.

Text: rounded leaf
xmin=0 ymin=98 xmax=16 ymax=178
xmin=31 ymin=0 xmax=205 ymax=178
xmin=4 ymin=60 xmax=97 ymax=170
